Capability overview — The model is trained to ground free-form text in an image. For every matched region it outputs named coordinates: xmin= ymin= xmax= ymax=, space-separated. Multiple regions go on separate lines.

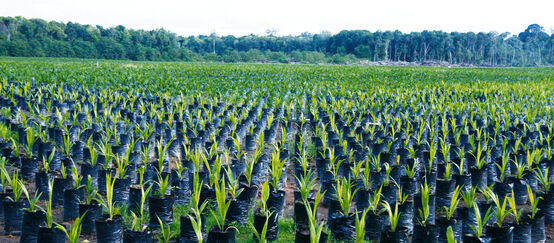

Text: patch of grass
xmin=197 ymin=211 xmax=297 ymax=243
xmin=277 ymin=217 xmax=296 ymax=242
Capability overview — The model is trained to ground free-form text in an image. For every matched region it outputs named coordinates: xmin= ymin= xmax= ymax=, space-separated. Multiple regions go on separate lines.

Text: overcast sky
xmin=1 ymin=0 xmax=553 ymax=37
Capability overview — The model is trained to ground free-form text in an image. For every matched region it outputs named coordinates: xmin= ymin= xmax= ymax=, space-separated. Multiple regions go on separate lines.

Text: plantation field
xmin=0 ymin=57 xmax=553 ymax=242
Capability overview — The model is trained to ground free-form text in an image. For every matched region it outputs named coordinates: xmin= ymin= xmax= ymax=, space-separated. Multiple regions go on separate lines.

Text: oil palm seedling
xmin=465 ymin=203 xmax=493 ymax=242
xmin=427 ymin=140 xmax=438 ymax=172
xmin=149 ymin=171 xmax=173 ymax=227
xmin=94 ymin=173 xmax=124 ymax=242
xmin=156 ymin=216 xmax=178 ymax=243
xmin=460 ymin=186 xmax=479 ymax=235
xmin=446 ymin=226 xmax=456 ymax=243
xmin=55 ymin=213 xmax=85 ymax=243
xmin=526 ymin=184 xmax=545 ymax=242
xmin=303 ymin=188 xmax=326 ymax=243
xmin=413 ymin=181 xmax=436 ymax=243
xmin=354 ymin=208 xmax=369 ymax=243
xmin=494 ymin=152 xmax=513 ymax=200
xmin=20 ymin=127 xmax=39 ymax=180
xmin=36 ymin=148 xmax=56 ymax=199
xmin=268 ymin=148 xmax=286 ymax=213
xmin=328 ymin=177 xmax=357 ymax=241
xmin=79 ymin=175 xmax=102 ymax=235
xmin=37 ymin=178 xmax=66 ymax=243
xmin=511 ymin=158 xmax=529 ymax=205
xmin=507 ymin=190 xmax=531 ymax=242
xmin=1 ymin=168 xmax=28 ymax=234
xmin=182 ymin=172 xmax=209 ymax=243
xmin=469 ymin=142 xmax=488 ymax=189
xmin=207 ymin=175 xmax=237 ymax=242
xmin=482 ymin=187 xmax=512 ymax=241
xmin=112 ymin=154 xmax=132 ymax=205
xmin=155 ymin=137 xmax=172 ymax=173
xmin=123 ymin=184 xmax=153 ymax=242
xmin=437 ymin=185 xmax=463 ymax=242
xmin=381 ymin=201 xmax=408 ymax=242
xmin=21 ymin=186 xmax=44 ymax=242
xmin=251 ymin=180 xmax=275 ymax=243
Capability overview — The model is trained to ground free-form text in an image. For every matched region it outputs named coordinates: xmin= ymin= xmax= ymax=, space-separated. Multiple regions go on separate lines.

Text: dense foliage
xmin=0 ymin=16 xmax=553 ymax=66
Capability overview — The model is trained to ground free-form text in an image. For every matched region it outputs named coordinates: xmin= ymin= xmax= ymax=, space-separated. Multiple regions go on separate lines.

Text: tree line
xmin=0 ymin=16 xmax=552 ymax=66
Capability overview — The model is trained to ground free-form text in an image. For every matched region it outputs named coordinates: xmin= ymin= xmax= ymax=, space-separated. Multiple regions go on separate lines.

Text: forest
xmin=0 ymin=16 xmax=552 ymax=66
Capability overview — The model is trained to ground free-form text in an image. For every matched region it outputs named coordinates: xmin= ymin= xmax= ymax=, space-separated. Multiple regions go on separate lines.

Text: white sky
xmin=1 ymin=0 xmax=553 ymax=37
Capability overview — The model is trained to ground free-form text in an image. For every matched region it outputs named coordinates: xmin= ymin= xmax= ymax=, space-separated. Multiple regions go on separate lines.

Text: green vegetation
xmin=0 ymin=16 xmax=552 ymax=65
xmin=0 ymin=57 xmax=552 ymax=242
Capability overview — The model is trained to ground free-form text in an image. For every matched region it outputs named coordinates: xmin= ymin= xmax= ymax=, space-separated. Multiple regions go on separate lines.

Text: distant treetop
xmin=0 ymin=16 xmax=551 ymax=66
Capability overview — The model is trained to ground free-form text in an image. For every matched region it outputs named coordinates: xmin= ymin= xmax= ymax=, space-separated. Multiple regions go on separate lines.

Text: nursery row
xmin=0 ymin=59 xmax=552 ymax=243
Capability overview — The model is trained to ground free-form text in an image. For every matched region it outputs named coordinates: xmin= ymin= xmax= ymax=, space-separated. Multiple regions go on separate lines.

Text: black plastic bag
xmin=63 ymin=188 xmax=83 ymax=221
xmin=267 ymin=189 xmax=285 ymax=214
xmin=470 ymin=167 xmax=487 ymax=189
xmin=20 ymin=210 xmax=46 ymax=243
xmin=35 ymin=172 xmax=53 ymax=200
xmin=294 ymin=200 xmax=312 ymax=229
xmin=254 ymin=213 xmax=279 ymax=242
xmin=365 ymin=211 xmax=387 ymax=241
xmin=493 ymin=181 xmax=513 ymax=202
xmin=37 ymin=227 xmax=66 ymax=243
xmin=436 ymin=217 xmax=462 ymax=243
xmin=180 ymin=213 xmax=207 ymax=241
xmin=0 ymin=191 xmax=12 ymax=218
xmin=98 ymin=168 xmax=116 ymax=193
xmin=435 ymin=179 xmax=455 ymax=208
xmin=123 ymin=230 xmax=152 ymax=243
xmin=398 ymin=200 xmax=413 ymax=233
xmin=113 ymin=178 xmax=131 ymax=205
xmin=458 ymin=207 xmax=477 ymax=235
xmin=199 ymin=187 xmax=215 ymax=207
xmin=171 ymin=172 xmax=191 ymax=205
xmin=400 ymin=176 xmax=417 ymax=198
xmin=328 ymin=214 xmax=355 ymax=241
xmin=294 ymin=229 xmax=328 ymax=243
xmin=511 ymin=178 xmax=528 ymax=205
xmin=79 ymin=203 xmax=102 ymax=234
xmin=128 ymin=186 xmax=142 ymax=214
xmin=380 ymin=227 xmax=409 ymax=243
xmin=381 ymin=184 xmax=398 ymax=204
xmin=485 ymin=225 xmax=513 ymax=243
xmin=53 ymin=177 xmax=72 ymax=207
xmin=95 ymin=215 xmax=123 ymax=243
xmin=237 ymin=181 xmax=258 ymax=203
xmin=226 ymin=199 xmax=250 ymax=225
xmin=512 ymin=222 xmax=531 ymax=243
xmin=453 ymin=173 xmax=471 ymax=192
xmin=3 ymin=200 xmax=28 ymax=234
xmin=530 ymin=215 xmax=545 ymax=243
xmin=207 ymin=226 xmax=237 ymax=243
xmin=148 ymin=196 xmax=174 ymax=228
xmin=355 ymin=188 xmax=370 ymax=212
xmin=80 ymin=163 xmax=98 ymax=188
xmin=412 ymin=224 xmax=439 ymax=243
xmin=413 ymin=194 xmax=435 ymax=225
xmin=20 ymin=157 xmax=38 ymax=181
xmin=537 ymin=191 xmax=554 ymax=224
